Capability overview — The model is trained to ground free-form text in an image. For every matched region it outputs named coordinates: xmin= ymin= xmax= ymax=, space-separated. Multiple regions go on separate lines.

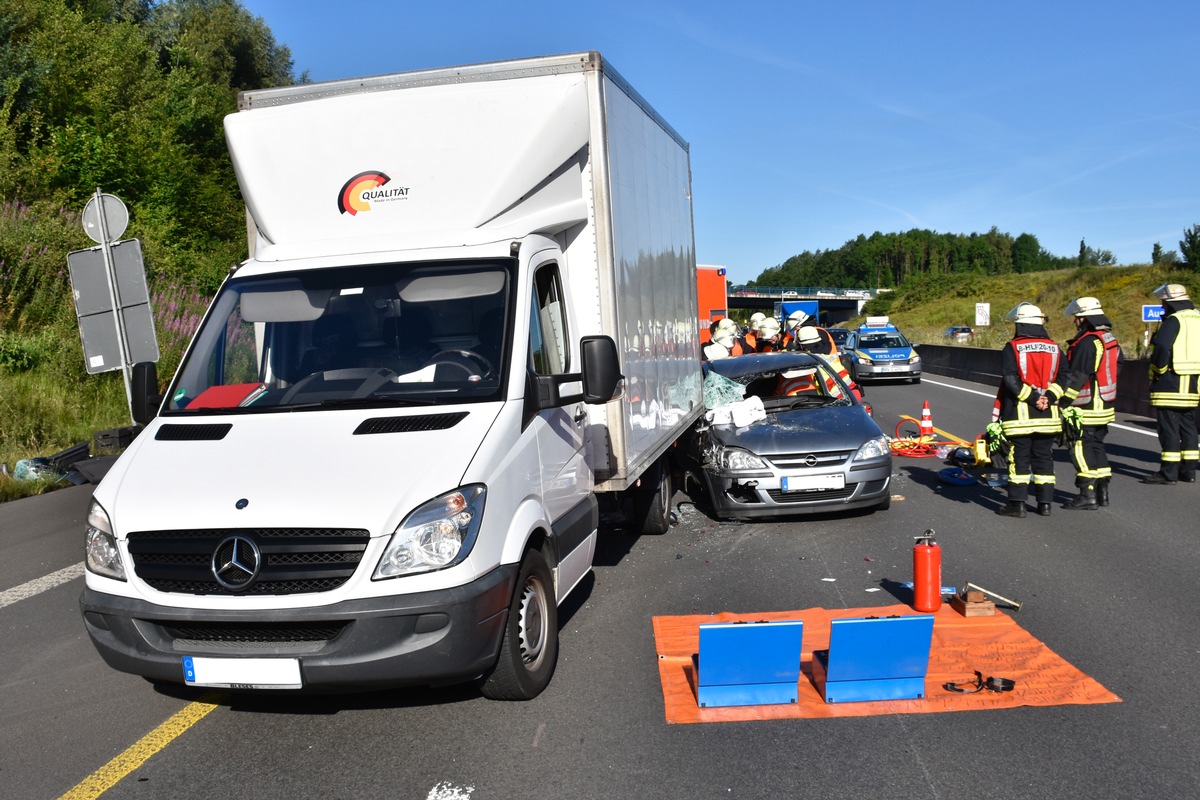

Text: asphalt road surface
xmin=3 ymin=373 xmax=1199 ymax=799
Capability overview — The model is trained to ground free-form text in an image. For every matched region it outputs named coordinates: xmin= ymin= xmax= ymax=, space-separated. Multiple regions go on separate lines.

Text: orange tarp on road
xmin=653 ymin=604 xmax=1120 ymax=725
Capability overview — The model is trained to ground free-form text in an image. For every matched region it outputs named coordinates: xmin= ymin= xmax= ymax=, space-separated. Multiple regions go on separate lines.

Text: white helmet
xmin=797 ymin=326 xmax=822 ymax=346
xmin=1154 ymin=283 xmax=1190 ymax=302
xmin=713 ymin=317 xmax=739 ymax=335
xmin=1005 ymin=302 xmax=1046 ymax=324
xmin=749 ymin=312 xmax=767 ymax=332
xmin=787 ymin=309 xmax=809 ymax=329
xmin=758 ymin=317 xmax=781 ymax=339
xmin=712 ymin=329 xmax=736 ymax=349
xmin=1064 ymin=296 xmax=1104 ymax=317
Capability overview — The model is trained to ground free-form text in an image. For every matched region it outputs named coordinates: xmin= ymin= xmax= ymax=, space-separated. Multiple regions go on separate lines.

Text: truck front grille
xmin=162 ymin=621 xmax=350 ymax=649
xmin=127 ymin=527 xmax=371 ymax=596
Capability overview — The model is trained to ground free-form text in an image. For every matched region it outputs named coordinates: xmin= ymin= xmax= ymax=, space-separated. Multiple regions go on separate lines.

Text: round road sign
xmin=82 ymin=193 xmax=129 ymax=244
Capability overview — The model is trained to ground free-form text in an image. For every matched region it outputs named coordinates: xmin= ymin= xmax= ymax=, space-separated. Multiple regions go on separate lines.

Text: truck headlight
xmin=718 ymin=447 xmax=768 ymax=471
xmin=374 ymin=485 xmax=486 ymax=579
xmin=85 ymin=500 xmax=126 ymax=581
xmin=853 ymin=435 xmax=890 ymax=462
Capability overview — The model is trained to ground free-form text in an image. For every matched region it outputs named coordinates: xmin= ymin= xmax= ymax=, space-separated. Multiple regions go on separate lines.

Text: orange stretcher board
xmin=652 ymin=604 xmax=1120 ymax=724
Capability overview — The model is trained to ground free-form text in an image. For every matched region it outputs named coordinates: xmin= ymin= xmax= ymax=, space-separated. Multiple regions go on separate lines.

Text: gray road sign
xmin=67 ymin=239 xmax=159 ymax=374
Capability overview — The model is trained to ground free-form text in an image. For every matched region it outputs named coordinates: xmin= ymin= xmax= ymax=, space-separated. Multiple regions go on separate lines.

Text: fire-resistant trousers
xmin=1068 ymin=425 xmax=1111 ymax=487
xmin=1007 ymin=433 xmax=1057 ymax=503
xmin=1153 ymin=405 xmax=1199 ymax=481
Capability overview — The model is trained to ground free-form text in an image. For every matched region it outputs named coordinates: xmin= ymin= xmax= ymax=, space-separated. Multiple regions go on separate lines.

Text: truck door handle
xmin=574 ymin=410 xmax=588 ymax=424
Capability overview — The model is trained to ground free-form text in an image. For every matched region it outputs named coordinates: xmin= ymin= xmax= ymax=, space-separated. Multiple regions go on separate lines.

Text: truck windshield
xmin=164 ymin=260 xmax=512 ymax=414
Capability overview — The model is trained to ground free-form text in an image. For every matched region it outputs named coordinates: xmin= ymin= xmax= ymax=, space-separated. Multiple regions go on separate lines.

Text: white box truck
xmin=80 ymin=52 xmax=702 ymax=699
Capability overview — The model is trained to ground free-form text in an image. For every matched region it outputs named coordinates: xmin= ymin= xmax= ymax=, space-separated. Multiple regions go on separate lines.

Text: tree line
xmin=751 ymin=226 xmax=1200 ymax=289
xmin=0 ymin=0 xmax=298 ymax=335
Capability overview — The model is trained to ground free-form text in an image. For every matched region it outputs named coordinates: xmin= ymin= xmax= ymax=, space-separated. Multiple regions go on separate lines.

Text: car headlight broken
xmin=853 ymin=435 xmax=890 ymax=462
xmin=718 ymin=447 xmax=768 ymax=471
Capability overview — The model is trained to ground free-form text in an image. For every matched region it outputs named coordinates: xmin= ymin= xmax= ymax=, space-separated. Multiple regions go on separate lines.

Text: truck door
xmin=528 ymin=257 xmax=593 ymax=532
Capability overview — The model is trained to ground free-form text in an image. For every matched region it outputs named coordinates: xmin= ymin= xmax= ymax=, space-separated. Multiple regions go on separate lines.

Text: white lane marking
xmin=0 ymin=563 xmax=84 ymax=610
xmin=921 ymin=377 xmax=1157 ymax=438
xmin=427 ymin=782 xmax=475 ymax=800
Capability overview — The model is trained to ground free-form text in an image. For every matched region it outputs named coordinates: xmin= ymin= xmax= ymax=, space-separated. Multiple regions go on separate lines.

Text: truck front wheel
xmin=479 ymin=547 xmax=558 ymax=700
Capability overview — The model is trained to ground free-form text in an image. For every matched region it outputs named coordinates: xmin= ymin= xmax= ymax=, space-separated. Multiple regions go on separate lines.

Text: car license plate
xmin=782 ymin=474 xmax=845 ymax=492
xmin=182 ymin=656 xmax=302 ymax=689
xmin=884 ymin=363 xmax=908 ymax=372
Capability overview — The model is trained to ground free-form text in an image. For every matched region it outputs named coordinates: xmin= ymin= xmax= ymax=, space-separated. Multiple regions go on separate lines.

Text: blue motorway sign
xmin=1143 ymin=304 xmax=1165 ymax=323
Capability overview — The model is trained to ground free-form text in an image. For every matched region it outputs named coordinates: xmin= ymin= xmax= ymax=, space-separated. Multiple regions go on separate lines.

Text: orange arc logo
xmin=337 ymin=171 xmax=391 ymax=215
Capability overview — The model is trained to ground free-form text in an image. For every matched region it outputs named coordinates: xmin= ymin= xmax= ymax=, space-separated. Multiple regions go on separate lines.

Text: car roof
xmin=705 ymin=352 xmax=822 ymax=379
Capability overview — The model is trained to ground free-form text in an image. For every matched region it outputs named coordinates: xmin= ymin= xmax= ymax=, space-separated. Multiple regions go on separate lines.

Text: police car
xmin=842 ymin=316 xmax=921 ymax=384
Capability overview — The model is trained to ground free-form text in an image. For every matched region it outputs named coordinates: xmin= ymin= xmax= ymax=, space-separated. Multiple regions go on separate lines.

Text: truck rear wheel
xmin=634 ymin=459 xmax=673 ymax=535
xmin=479 ymin=547 xmax=557 ymax=700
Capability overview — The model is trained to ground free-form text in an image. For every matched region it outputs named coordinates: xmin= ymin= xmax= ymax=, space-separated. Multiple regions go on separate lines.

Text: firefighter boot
xmin=995 ymin=501 xmax=1026 ymax=518
xmin=1096 ymin=478 xmax=1110 ymax=507
xmin=1063 ymin=484 xmax=1098 ymax=511
xmin=1037 ymin=502 xmax=1053 ymax=516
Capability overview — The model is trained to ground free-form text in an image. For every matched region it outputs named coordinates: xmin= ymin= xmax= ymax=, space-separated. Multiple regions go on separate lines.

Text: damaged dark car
xmin=681 ymin=353 xmax=892 ymax=519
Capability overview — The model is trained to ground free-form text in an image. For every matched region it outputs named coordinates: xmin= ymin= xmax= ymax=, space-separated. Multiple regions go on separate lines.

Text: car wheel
xmin=634 ymin=459 xmax=673 ymax=535
xmin=479 ymin=547 xmax=558 ymax=700
xmin=910 ymin=376 xmax=921 ymax=384
xmin=875 ymin=494 xmax=892 ymax=511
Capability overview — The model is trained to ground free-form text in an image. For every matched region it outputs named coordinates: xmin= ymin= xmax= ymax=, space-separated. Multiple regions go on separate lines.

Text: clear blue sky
xmin=239 ymin=0 xmax=1200 ymax=286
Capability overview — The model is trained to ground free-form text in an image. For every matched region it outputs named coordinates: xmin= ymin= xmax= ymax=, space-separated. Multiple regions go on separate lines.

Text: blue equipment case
xmin=812 ymin=614 xmax=935 ymax=703
xmin=694 ymin=620 xmax=804 ymax=708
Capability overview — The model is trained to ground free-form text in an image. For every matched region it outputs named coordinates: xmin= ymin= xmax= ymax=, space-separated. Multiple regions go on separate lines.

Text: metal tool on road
xmin=964 ymin=582 xmax=1023 ymax=611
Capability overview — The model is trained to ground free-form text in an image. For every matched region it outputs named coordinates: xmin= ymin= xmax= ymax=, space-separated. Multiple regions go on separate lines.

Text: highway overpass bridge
xmin=726 ymin=286 xmax=884 ymax=325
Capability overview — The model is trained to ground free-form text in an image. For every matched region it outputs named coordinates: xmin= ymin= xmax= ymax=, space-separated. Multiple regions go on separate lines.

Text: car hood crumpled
xmin=707 ymin=405 xmax=883 ymax=456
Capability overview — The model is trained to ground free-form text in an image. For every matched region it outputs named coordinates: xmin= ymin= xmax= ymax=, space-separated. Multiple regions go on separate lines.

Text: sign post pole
xmin=94 ymin=189 xmax=135 ymax=423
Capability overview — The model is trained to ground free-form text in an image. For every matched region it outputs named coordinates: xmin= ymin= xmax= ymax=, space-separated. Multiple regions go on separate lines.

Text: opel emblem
xmin=803 ymin=454 xmax=819 ymax=468
xmin=211 ymin=535 xmax=262 ymax=591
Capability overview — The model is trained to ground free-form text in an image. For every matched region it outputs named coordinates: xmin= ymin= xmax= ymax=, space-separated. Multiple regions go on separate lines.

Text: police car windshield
xmin=860 ymin=333 xmax=909 ymax=348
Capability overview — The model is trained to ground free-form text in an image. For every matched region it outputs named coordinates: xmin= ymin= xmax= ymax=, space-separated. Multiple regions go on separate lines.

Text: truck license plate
xmin=782 ymin=474 xmax=845 ymax=492
xmin=182 ymin=656 xmax=302 ymax=689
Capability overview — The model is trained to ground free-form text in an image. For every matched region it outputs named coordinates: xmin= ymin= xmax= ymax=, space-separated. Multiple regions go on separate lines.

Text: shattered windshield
xmin=164 ymin=260 xmax=512 ymax=414
xmin=704 ymin=357 xmax=852 ymax=417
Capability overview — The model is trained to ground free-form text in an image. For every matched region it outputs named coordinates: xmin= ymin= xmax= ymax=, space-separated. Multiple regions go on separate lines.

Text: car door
xmin=527 ymin=256 xmax=593 ymax=531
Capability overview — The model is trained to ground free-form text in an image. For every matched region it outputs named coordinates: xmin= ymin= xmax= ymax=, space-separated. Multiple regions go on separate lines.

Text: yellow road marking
xmin=58 ymin=692 xmax=228 ymax=800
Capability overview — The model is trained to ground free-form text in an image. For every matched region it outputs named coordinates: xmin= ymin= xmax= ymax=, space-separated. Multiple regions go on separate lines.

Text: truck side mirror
xmin=131 ymin=362 xmax=161 ymax=425
xmin=580 ymin=335 xmax=623 ymax=404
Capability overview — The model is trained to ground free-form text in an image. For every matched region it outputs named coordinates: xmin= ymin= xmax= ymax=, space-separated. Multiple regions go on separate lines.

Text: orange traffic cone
xmin=920 ymin=400 xmax=933 ymax=440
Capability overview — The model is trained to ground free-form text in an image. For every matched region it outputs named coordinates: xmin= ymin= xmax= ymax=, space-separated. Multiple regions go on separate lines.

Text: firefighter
xmin=705 ymin=317 xmax=746 ymax=359
xmin=995 ymin=303 xmax=1065 ymax=518
xmin=1143 ymin=283 xmax=1200 ymax=485
xmin=784 ymin=309 xmax=838 ymax=355
xmin=794 ymin=326 xmax=863 ymax=400
xmin=702 ymin=326 xmax=738 ymax=361
xmin=745 ymin=312 xmax=767 ymax=350
xmin=1058 ymin=297 xmax=1121 ymax=509
xmin=754 ymin=317 xmax=783 ymax=352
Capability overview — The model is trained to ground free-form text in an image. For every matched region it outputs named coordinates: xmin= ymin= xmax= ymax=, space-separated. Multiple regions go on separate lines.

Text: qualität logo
xmin=337 ymin=170 xmax=410 ymax=215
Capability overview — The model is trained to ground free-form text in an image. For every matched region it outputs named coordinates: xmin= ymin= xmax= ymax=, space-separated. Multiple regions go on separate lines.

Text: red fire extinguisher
xmin=912 ymin=530 xmax=942 ymax=612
